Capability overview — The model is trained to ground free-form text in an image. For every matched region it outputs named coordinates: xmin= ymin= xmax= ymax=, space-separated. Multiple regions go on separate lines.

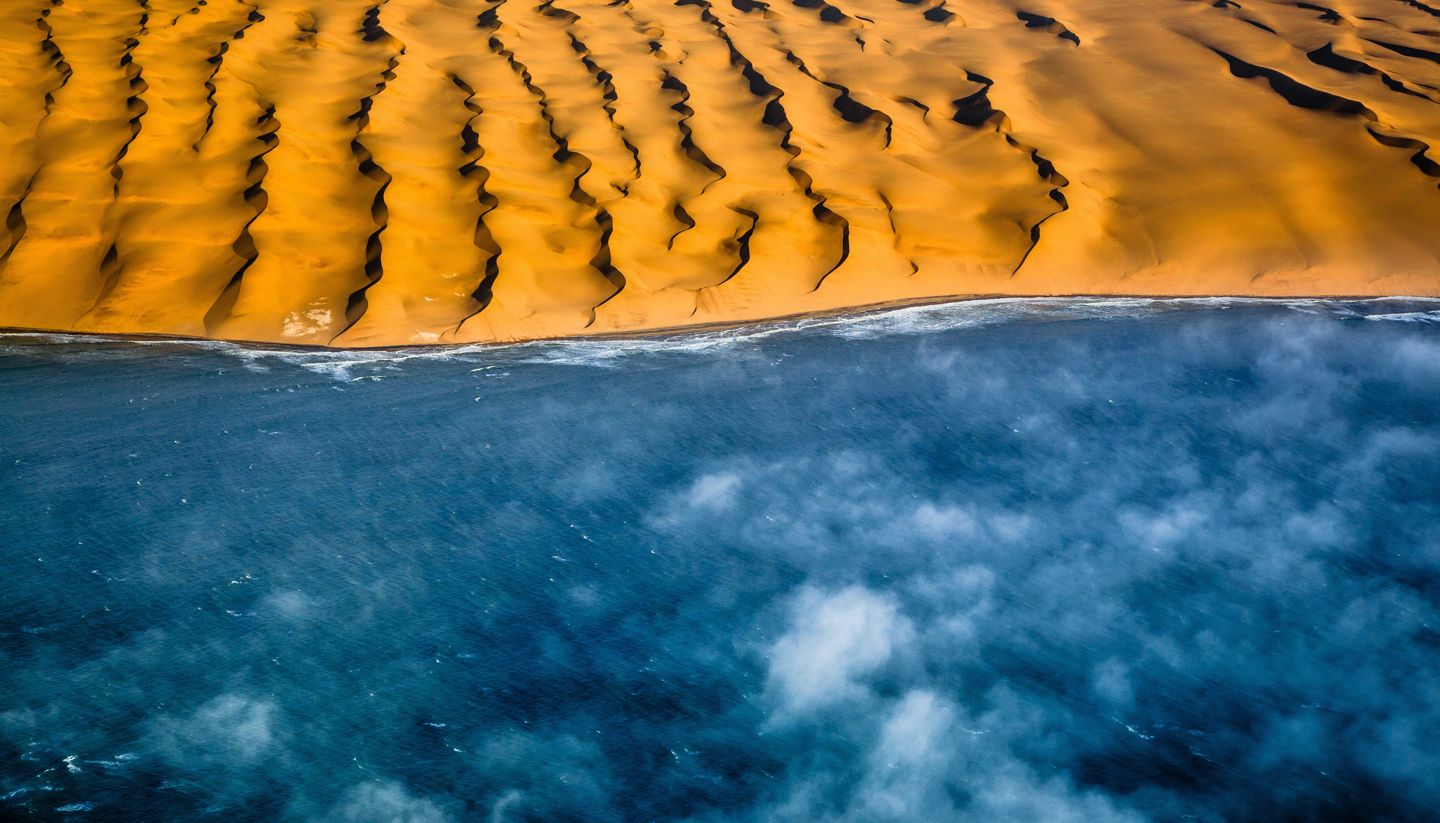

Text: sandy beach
xmin=0 ymin=0 xmax=1437 ymax=346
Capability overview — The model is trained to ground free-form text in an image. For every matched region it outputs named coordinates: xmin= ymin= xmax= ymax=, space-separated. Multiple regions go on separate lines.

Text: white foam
xmin=1363 ymin=311 xmax=1440 ymax=323
xmin=4 ymin=297 xmax=1437 ymax=378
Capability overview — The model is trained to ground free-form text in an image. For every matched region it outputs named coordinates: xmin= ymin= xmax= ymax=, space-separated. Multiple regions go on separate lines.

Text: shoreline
xmin=3 ymin=293 xmax=1437 ymax=353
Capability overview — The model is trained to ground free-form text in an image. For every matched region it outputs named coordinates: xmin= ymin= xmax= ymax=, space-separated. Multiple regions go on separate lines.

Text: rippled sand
xmin=0 ymin=0 xmax=1437 ymax=345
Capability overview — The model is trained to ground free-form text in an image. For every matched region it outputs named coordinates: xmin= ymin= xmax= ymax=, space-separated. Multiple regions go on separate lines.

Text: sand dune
xmin=0 ymin=0 xmax=1437 ymax=345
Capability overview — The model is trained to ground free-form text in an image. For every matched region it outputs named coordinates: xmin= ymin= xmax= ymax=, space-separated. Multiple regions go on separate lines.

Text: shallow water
xmin=2 ymin=299 xmax=1438 ymax=822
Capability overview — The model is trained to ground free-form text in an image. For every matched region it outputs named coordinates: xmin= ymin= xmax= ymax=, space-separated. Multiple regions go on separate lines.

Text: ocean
xmin=2 ymin=299 xmax=1438 ymax=821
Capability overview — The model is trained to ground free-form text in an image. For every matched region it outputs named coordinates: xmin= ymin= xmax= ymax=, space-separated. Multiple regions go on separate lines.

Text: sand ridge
xmin=0 ymin=0 xmax=1437 ymax=345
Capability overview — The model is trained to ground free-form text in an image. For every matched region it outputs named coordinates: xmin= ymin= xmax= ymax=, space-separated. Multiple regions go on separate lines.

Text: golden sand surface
xmin=0 ymin=0 xmax=1438 ymax=345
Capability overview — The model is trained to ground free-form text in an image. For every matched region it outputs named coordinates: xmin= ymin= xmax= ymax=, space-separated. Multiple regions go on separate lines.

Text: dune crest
xmin=0 ymin=0 xmax=1438 ymax=345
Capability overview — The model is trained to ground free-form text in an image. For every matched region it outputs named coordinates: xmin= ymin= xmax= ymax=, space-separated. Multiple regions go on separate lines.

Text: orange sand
xmin=0 ymin=0 xmax=1438 ymax=346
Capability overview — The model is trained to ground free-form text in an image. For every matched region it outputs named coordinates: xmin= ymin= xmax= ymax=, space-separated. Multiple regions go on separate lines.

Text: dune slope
xmin=0 ymin=0 xmax=1438 ymax=345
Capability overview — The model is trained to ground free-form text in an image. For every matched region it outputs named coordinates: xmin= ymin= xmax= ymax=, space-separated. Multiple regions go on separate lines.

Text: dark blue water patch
xmin=0 ymin=298 xmax=1437 ymax=822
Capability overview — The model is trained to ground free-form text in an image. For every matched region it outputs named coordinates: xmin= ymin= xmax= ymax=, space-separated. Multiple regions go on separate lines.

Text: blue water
xmin=2 ymin=299 xmax=1438 ymax=822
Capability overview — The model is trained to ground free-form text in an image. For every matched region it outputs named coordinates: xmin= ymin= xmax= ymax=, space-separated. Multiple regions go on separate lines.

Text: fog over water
xmin=2 ymin=299 xmax=1438 ymax=821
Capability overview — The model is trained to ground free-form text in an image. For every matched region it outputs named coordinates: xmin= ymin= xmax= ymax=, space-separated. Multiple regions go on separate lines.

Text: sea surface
xmin=2 ymin=299 xmax=1438 ymax=822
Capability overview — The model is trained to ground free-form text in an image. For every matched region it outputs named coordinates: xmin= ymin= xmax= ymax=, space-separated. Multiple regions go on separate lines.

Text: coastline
xmin=3 ymin=292 xmax=1437 ymax=353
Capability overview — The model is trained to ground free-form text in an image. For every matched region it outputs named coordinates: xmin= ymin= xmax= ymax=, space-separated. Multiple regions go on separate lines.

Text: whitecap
xmin=1362 ymin=311 xmax=1440 ymax=323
